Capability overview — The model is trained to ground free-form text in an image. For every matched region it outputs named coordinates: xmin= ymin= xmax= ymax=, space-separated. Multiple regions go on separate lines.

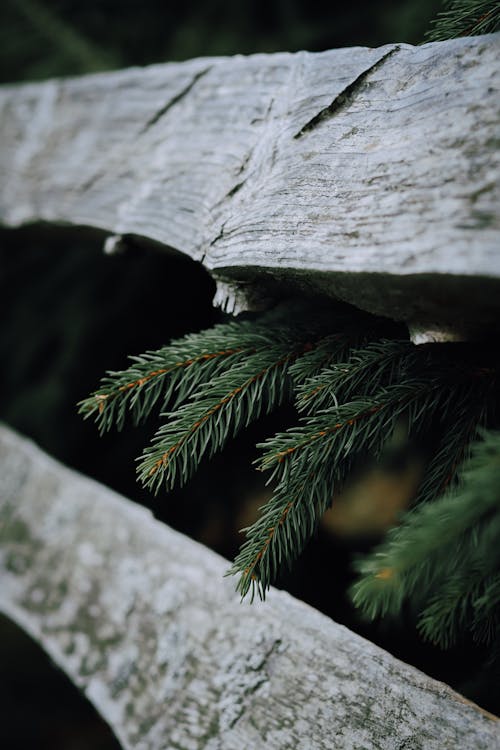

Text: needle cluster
xmin=80 ymin=303 xmax=499 ymax=654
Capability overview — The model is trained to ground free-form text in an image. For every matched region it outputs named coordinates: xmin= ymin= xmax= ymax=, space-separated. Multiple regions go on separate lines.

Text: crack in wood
xmin=209 ymin=220 xmax=227 ymax=247
xmin=293 ymin=46 xmax=400 ymax=139
xmin=250 ymin=97 xmax=275 ymax=125
xmin=139 ymin=66 xmax=212 ymax=135
xmin=237 ymin=153 xmax=251 ymax=175
xmin=210 ymin=147 xmax=255 ymax=212
xmin=225 ymin=180 xmax=245 ymax=198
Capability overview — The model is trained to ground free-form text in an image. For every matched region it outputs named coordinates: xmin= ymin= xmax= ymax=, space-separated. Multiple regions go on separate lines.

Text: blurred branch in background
xmin=1 ymin=0 xmax=443 ymax=83
xmin=7 ymin=0 xmax=117 ymax=77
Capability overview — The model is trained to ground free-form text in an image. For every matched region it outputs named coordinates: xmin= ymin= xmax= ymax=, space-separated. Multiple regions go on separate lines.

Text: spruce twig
xmin=78 ymin=319 xmax=266 ymax=432
xmin=425 ymin=0 xmax=500 ymax=42
xmin=80 ymin=300 xmax=499 ymax=648
xmin=295 ymin=340 xmax=413 ymax=413
xmin=351 ymin=430 xmax=500 ymax=651
xmin=231 ymin=349 xmax=497 ymax=600
xmin=79 ymin=302 xmax=335 ymax=434
xmin=137 ymin=337 xmax=314 ymax=493
xmin=232 ymin=383 xmax=449 ymax=600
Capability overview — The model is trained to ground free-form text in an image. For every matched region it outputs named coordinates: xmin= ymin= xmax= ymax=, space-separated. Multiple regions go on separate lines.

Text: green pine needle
xmin=78 ymin=318 xmax=277 ymax=433
xmin=78 ymin=301 xmax=335 ymax=433
xmin=137 ymin=336 xmax=310 ymax=494
xmin=294 ymin=340 xmax=413 ymax=414
xmin=426 ymin=0 xmax=500 ymax=41
xmin=231 ymin=348 xmax=497 ymax=600
xmin=80 ymin=300 xmax=499 ymax=656
xmin=351 ymin=430 xmax=500 ymax=650
xmin=232 ymin=384 xmax=452 ymax=599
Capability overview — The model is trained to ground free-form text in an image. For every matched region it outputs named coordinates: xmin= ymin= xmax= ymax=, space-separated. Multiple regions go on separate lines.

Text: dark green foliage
xmin=79 ymin=319 xmax=280 ymax=434
xmin=80 ymin=302 xmax=374 ymax=494
xmin=79 ymin=302 xmax=339 ymax=429
xmin=233 ymin=343 xmax=495 ymax=599
xmin=351 ymin=430 xmax=500 ymax=656
xmin=135 ymin=311 xmax=335 ymax=494
xmin=425 ymin=0 xmax=500 ymax=41
xmin=294 ymin=339 xmax=414 ymax=413
xmin=81 ymin=304 xmax=499 ymax=655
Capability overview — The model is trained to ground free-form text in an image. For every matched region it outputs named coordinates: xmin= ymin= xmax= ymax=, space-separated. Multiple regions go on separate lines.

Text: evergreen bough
xmin=79 ymin=301 xmax=499 ymax=653
xmin=425 ymin=0 xmax=500 ymax=41
xmin=351 ymin=429 xmax=500 ymax=659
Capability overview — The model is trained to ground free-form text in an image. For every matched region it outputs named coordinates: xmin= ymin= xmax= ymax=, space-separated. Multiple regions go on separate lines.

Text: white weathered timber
xmin=0 ymin=424 xmax=498 ymax=749
xmin=1 ymin=36 xmax=499 ymax=331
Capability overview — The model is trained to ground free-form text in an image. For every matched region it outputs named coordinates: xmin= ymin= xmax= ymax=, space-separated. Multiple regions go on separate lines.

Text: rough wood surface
xmin=1 ymin=36 xmax=499 ymax=331
xmin=0 ymin=424 xmax=498 ymax=749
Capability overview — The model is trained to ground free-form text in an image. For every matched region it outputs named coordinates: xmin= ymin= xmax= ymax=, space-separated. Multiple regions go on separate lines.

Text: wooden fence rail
xmin=1 ymin=426 xmax=498 ymax=749
xmin=1 ymin=35 xmax=499 ymax=334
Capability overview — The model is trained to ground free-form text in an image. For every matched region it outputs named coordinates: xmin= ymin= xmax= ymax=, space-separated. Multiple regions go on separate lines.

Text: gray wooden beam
xmin=0 ymin=424 xmax=498 ymax=749
xmin=1 ymin=36 xmax=499 ymax=333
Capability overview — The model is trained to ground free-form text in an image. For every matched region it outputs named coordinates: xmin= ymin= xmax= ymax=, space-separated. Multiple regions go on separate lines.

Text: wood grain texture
xmin=0 ymin=424 xmax=498 ymax=749
xmin=0 ymin=36 xmax=499 ymax=331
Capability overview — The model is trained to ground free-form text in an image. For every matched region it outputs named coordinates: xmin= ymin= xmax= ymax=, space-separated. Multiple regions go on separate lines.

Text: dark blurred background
xmin=4 ymin=2 xmax=494 ymax=748
xmin=1 ymin=0 xmax=442 ymax=83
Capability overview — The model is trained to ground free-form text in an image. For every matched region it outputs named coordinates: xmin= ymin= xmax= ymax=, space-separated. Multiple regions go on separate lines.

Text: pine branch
xmin=231 ymin=347 xmax=498 ymax=600
xmin=78 ymin=319 xmax=264 ymax=433
xmin=295 ymin=340 xmax=413 ymax=414
xmin=425 ymin=0 xmax=500 ymax=42
xmin=136 ymin=306 xmax=342 ymax=493
xmin=231 ymin=375 xmax=461 ymax=600
xmin=137 ymin=343 xmax=301 ymax=493
xmin=413 ymin=386 xmax=489 ymax=505
xmin=351 ymin=430 xmax=500 ymax=651
xmin=289 ymin=332 xmax=359 ymax=385
xmin=288 ymin=311 xmax=389 ymax=386
xmin=79 ymin=294 xmax=499 ymax=644
xmin=78 ymin=302 xmax=336 ymax=434
xmin=419 ymin=566 xmax=500 ymax=649
xmin=260 ymin=347 xmax=482 ymax=476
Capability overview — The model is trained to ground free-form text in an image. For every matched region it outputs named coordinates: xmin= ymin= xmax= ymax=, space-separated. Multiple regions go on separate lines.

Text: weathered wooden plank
xmin=0 ymin=424 xmax=498 ymax=749
xmin=1 ymin=36 xmax=499 ymax=332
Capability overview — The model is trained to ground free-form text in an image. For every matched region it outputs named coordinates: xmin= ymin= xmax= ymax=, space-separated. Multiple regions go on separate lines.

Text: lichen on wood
xmin=0 ymin=425 xmax=498 ymax=749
